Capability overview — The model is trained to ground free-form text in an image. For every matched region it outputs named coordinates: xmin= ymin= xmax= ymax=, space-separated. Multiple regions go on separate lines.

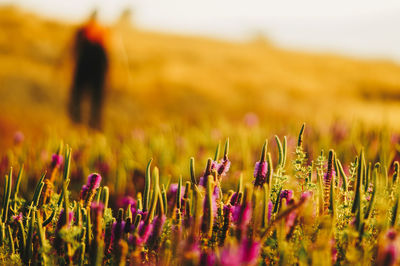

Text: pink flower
xmin=253 ymin=161 xmax=268 ymax=187
xmin=280 ymin=189 xmax=293 ymax=205
xmin=239 ymin=238 xmax=260 ymax=265
xmin=51 ymin=154 xmax=63 ymax=168
xmin=220 ymin=238 xmax=260 ymax=265
xmin=216 ymin=158 xmax=231 ymax=176
xmin=13 ymin=131 xmax=24 ymax=145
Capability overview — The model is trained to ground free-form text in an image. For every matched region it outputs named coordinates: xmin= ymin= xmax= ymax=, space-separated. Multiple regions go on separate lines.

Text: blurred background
xmin=1 ymin=0 xmax=400 ymax=198
xmin=1 ymin=1 xmax=400 ymax=138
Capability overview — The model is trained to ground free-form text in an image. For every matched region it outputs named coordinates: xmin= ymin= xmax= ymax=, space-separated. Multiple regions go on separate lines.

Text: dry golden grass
xmin=1 ymin=5 xmax=400 ymax=141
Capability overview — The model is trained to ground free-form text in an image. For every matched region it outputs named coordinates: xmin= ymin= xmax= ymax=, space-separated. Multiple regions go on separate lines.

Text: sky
xmin=5 ymin=0 xmax=400 ymax=62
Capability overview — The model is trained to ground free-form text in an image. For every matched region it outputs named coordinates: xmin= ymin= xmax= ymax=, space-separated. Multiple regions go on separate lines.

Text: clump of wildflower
xmin=253 ymin=161 xmax=268 ymax=187
xmin=81 ymin=173 xmax=102 ymax=207
xmin=130 ymin=220 xmax=154 ymax=246
xmin=147 ymin=214 xmax=166 ymax=250
xmin=111 ymin=220 xmax=126 ymax=252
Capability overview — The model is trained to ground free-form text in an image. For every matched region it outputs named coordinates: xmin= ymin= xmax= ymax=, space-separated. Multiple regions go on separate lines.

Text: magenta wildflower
xmin=91 ymin=202 xmax=104 ymax=214
xmin=220 ymin=238 xmax=260 ymax=266
xmin=131 ymin=220 xmax=153 ymax=246
xmin=280 ymin=189 xmax=294 ymax=205
xmin=216 ymin=158 xmax=231 ymax=176
xmin=147 ymin=214 xmax=166 ymax=250
xmin=268 ymin=200 xmax=273 ymax=223
xmin=220 ymin=245 xmax=240 ymax=266
xmin=331 ymin=238 xmax=338 ymax=264
xmin=239 ymin=238 xmax=260 ymax=265
xmin=111 ymin=221 xmax=126 ymax=249
xmin=87 ymin=173 xmax=102 ymax=189
xmin=286 ymin=211 xmax=297 ymax=230
xmin=301 ymin=191 xmax=313 ymax=201
xmin=230 ymin=192 xmax=238 ymax=205
xmin=81 ymin=173 xmax=102 ymax=206
xmin=200 ymin=250 xmax=216 ymax=266
xmin=51 ymin=154 xmax=63 ymax=168
xmin=253 ymin=161 xmax=267 ymax=187
xmin=232 ymin=201 xmax=252 ymax=240
xmin=11 ymin=213 xmax=23 ymax=223
xmin=117 ymin=196 xmax=136 ymax=209
xmin=56 ymin=209 xmax=74 ymax=230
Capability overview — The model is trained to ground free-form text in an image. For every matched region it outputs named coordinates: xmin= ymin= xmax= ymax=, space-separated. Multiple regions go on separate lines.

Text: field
xmin=1 ymin=6 xmax=400 ymax=265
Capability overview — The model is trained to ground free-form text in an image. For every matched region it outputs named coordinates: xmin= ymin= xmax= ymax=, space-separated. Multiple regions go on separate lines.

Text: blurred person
xmin=69 ymin=11 xmax=109 ymax=130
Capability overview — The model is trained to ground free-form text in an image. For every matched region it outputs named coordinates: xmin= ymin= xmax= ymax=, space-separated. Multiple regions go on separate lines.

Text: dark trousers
xmin=69 ymin=44 xmax=108 ymax=130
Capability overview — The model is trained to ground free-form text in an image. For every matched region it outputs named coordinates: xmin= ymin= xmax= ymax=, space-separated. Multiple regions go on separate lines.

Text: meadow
xmin=1 ymin=6 xmax=400 ymax=265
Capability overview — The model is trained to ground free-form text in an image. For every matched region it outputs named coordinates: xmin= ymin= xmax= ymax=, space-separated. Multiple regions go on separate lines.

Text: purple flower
xmin=51 ymin=154 xmax=63 ymax=168
xmin=211 ymin=161 xmax=219 ymax=170
xmin=56 ymin=209 xmax=74 ymax=231
xmin=301 ymin=191 xmax=313 ymax=201
xmin=387 ymin=229 xmax=397 ymax=240
xmin=91 ymin=202 xmax=104 ymax=214
xmin=230 ymin=192 xmax=238 ymax=205
xmin=280 ymin=189 xmax=294 ymax=204
xmin=81 ymin=173 xmax=102 ymax=205
xmin=268 ymin=200 xmax=273 ymax=223
xmin=286 ymin=211 xmax=297 ymax=230
xmin=253 ymin=161 xmax=267 ymax=187
xmin=147 ymin=215 xmax=166 ymax=249
xmin=220 ymin=246 xmax=240 ymax=266
xmin=111 ymin=221 xmax=126 ymax=247
xmin=324 ymin=170 xmax=335 ymax=184
xmin=131 ymin=220 xmax=153 ymax=245
xmin=221 ymin=238 xmax=260 ymax=266
xmin=117 ymin=196 xmax=136 ymax=209
xmin=216 ymin=158 xmax=231 ymax=176
xmin=232 ymin=202 xmax=252 ymax=231
xmin=239 ymin=238 xmax=260 ymax=265
xmin=11 ymin=213 xmax=23 ymax=223
xmin=331 ymin=238 xmax=338 ymax=264
xmin=200 ymin=250 xmax=216 ymax=266
xmin=87 ymin=173 xmax=102 ymax=189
